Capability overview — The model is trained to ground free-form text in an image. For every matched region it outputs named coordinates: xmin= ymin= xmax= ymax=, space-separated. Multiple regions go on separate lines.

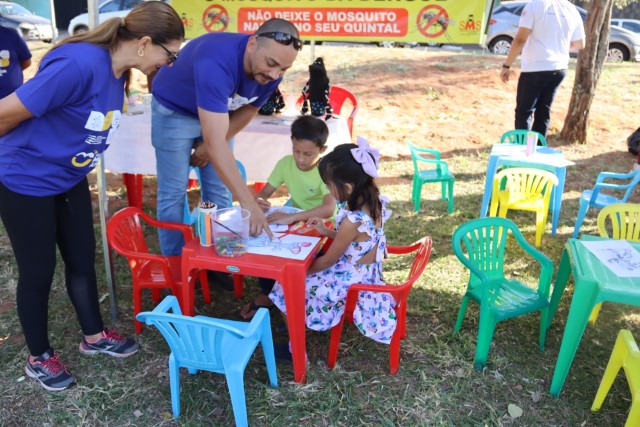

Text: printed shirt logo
xmin=73 ymin=109 xmax=121 ymax=169
xmin=228 ymin=93 xmax=258 ymax=111
xmin=0 ymin=50 xmax=10 ymax=77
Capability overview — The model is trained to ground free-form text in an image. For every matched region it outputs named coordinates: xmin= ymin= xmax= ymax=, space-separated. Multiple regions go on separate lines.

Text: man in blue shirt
xmin=152 ymin=18 xmax=302 ymax=258
xmin=0 ymin=26 xmax=32 ymax=99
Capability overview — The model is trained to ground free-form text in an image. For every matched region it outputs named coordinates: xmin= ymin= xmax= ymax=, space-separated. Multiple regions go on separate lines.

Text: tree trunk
xmin=560 ymin=0 xmax=613 ymax=144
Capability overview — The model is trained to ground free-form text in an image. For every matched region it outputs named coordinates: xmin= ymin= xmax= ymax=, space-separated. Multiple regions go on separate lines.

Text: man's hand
xmin=242 ymin=199 xmax=275 ymax=239
xmin=190 ymin=143 xmax=209 ymax=168
xmin=500 ymin=67 xmax=510 ymax=83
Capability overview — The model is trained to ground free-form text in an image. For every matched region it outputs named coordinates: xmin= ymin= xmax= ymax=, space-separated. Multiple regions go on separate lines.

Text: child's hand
xmin=266 ymin=211 xmax=296 ymax=224
xmin=256 ymin=197 xmax=271 ymax=212
xmin=306 ymin=217 xmax=331 ymax=236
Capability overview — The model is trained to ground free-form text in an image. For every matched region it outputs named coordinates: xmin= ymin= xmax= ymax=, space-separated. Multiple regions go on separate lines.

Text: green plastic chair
xmin=452 ymin=217 xmax=554 ymax=371
xmin=500 ymin=129 xmax=548 ymax=146
xmin=407 ymin=141 xmax=455 ymax=213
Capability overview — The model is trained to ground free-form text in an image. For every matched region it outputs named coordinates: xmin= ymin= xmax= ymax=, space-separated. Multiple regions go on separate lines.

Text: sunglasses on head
xmin=256 ymin=31 xmax=303 ymax=51
xmin=153 ymin=40 xmax=179 ymax=65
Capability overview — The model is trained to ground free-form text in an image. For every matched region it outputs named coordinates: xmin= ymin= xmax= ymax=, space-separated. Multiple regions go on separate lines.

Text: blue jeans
xmin=515 ymin=70 xmax=566 ymax=138
xmin=151 ymin=98 xmax=234 ymax=256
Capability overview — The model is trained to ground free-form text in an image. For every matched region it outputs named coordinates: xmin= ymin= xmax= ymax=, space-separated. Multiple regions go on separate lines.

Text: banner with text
xmin=172 ymin=0 xmax=495 ymax=45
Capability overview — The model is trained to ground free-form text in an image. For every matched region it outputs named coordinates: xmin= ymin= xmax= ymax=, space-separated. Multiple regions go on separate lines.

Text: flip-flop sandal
xmin=240 ymin=302 xmax=275 ymax=320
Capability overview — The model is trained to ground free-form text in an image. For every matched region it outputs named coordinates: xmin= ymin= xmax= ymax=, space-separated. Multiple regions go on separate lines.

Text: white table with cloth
xmin=103 ymin=106 xmax=352 ymax=203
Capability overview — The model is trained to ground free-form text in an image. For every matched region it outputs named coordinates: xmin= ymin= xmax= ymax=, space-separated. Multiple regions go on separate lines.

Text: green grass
xmin=2 ymin=48 xmax=640 ymax=426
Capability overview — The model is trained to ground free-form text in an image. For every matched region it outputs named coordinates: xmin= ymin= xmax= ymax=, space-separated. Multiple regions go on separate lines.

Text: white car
xmin=611 ymin=19 xmax=640 ymax=35
xmin=67 ymin=0 xmax=142 ymax=36
xmin=0 ymin=1 xmax=57 ymax=41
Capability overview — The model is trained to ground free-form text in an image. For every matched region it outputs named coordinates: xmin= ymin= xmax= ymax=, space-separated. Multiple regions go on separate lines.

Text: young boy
xmin=240 ymin=115 xmax=337 ymax=319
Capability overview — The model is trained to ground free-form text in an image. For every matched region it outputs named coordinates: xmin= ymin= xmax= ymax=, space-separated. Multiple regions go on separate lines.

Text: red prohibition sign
xmin=417 ymin=5 xmax=448 ymax=38
xmin=202 ymin=4 xmax=229 ymax=33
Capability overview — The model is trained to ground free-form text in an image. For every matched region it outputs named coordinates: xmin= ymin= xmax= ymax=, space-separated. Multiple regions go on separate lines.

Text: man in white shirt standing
xmin=500 ymin=0 xmax=585 ymax=138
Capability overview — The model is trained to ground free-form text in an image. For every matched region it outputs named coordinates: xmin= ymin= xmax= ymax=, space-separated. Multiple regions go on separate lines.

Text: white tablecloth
xmin=103 ymin=106 xmax=352 ymax=182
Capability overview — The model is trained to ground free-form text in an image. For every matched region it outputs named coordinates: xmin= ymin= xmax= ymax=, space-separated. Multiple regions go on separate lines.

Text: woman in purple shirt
xmin=0 ymin=1 xmax=183 ymax=392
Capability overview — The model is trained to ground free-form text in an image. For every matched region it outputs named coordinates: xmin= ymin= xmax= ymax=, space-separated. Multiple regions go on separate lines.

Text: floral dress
xmin=269 ymin=197 xmax=397 ymax=344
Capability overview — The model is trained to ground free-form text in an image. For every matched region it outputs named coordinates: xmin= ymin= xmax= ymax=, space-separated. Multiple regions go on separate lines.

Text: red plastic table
xmin=180 ymin=236 xmax=326 ymax=384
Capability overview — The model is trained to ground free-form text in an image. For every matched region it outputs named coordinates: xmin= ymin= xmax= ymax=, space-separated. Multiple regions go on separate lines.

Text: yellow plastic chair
xmin=587 ymin=203 xmax=640 ymax=324
xmin=591 ymin=329 xmax=640 ymax=427
xmin=489 ymin=167 xmax=558 ymax=247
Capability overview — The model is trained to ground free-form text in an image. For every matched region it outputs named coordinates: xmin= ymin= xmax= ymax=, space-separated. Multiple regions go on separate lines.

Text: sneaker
xmin=25 ymin=349 xmax=76 ymax=391
xmin=79 ymin=328 xmax=140 ymax=358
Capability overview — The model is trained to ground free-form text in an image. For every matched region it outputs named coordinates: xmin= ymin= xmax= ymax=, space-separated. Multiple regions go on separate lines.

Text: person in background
xmin=0 ymin=1 xmax=184 ymax=392
xmin=0 ymin=25 xmax=32 ymax=99
xmin=151 ymin=18 xmax=301 ymax=252
xmin=269 ymin=141 xmax=397 ymax=360
xmin=240 ymin=115 xmax=337 ymax=319
xmin=500 ymin=0 xmax=585 ymax=138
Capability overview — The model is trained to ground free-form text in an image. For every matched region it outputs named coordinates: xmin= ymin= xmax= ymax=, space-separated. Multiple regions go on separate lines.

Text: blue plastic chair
xmin=184 ymin=161 xmax=247 ymax=234
xmin=500 ymin=129 xmax=548 ymax=146
xmin=572 ymin=170 xmax=640 ymax=238
xmin=136 ymin=296 xmax=277 ymax=426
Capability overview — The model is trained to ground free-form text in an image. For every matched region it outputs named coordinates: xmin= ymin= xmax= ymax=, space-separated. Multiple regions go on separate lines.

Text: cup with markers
xmin=196 ymin=201 xmax=217 ymax=246
xmin=212 ymin=207 xmax=250 ymax=257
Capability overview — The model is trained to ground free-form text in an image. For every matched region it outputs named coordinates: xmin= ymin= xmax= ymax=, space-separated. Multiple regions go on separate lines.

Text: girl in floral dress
xmin=269 ymin=138 xmax=397 ymax=344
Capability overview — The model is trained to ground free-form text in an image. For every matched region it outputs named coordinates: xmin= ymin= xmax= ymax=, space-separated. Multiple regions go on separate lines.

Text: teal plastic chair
xmin=184 ymin=161 xmax=247 ymax=234
xmin=572 ymin=169 xmax=640 ymax=238
xmin=407 ymin=141 xmax=455 ymax=213
xmin=452 ymin=217 xmax=554 ymax=371
xmin=500 ymin=129 xmax=548 ymax=146
xmin=136 ymin=296 xmax=277 ymax=426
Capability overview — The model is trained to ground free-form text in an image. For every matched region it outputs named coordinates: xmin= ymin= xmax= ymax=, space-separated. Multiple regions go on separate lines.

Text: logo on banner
xmin=202 ymin=4 xmax=229 ymax=33
xmin=417 ymin=5 xmax=450 ymax=39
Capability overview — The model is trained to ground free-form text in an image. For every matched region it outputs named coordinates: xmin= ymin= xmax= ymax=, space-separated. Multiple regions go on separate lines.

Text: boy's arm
xmin=295 ymin=194 xmax=336 ymax=222
xmin=255 ymin=183 xmax=277 ymax=212
xmin=267 ymin=194 xmax=336 ymax=224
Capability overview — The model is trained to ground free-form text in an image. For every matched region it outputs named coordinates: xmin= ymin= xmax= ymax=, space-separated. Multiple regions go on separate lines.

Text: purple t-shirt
xmin=152 ymin=32 xmax=280 ymax=117
xmin=0 ymin=26 xmax=32 ymax=99
xmin=0 ymin=43 xmax=124 ymax=196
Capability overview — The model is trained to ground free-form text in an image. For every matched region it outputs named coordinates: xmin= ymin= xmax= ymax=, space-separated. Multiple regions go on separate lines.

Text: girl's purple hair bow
xmin=351 ymin=137 xmax=380 ymax=178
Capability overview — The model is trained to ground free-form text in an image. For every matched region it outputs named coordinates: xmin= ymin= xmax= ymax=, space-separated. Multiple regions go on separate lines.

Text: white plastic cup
xmin=196 ymin=203 xmax=217 ymax=246
xmin=139 ymin=93 xmax=153 ymax=110
xmin=212 ymin=207 xmax=250 ymax=257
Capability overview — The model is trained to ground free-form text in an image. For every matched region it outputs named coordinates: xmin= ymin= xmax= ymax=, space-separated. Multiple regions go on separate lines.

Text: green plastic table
xmin=548 ymin=236 xmax=640 ymax=397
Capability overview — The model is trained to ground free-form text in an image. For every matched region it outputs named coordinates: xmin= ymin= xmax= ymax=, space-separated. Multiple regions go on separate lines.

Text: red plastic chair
xmin=296 ymin=85 xmax=358 ymax=135
xmin=107 ymin=207 xmax=210 ymax=333
xmin=327 ymin=236 xmax=433 ymax=374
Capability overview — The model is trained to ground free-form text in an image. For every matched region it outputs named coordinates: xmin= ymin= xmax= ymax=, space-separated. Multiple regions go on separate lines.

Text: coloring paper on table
xmin=581 ymin=240 xmax=640 ymax=278
xmin=247 ymin=232 xmax=321 ymax=260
